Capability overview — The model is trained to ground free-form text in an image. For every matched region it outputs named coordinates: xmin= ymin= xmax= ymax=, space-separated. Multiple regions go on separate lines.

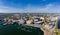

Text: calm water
xmin=58 ymin=19 xmax=60 ymax=29
xmin=0 ymin=20 xmax=44 ymax=35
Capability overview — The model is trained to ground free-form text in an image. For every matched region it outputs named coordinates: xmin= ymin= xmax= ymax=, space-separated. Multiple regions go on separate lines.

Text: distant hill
xmin=0 ymin=13 xmax=59 ymax=16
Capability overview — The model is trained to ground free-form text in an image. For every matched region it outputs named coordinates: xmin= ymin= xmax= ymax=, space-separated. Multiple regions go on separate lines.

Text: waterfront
xmin=0 ymin=13 xmax=58 ymax=35
xmin=58 ymin=19 xmax=60 ymax=35
xmin=0 ymin=22 xmax=44 ymax=35
xmin=58 ymin=19 xmax=60 ymax=29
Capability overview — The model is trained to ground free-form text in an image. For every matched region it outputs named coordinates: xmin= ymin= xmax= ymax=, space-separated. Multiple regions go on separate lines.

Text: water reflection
xmin=0 ymin=20 xmax=44 ymax=35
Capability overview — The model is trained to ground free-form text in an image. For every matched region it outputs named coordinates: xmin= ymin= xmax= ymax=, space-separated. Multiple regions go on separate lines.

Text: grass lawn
xmin=58 ymin=29 xmax=60 ymax=35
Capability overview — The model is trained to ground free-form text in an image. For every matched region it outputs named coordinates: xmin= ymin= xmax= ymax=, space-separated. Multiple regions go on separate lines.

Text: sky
xmin=0 ymin=0 xmax=60 ymax=13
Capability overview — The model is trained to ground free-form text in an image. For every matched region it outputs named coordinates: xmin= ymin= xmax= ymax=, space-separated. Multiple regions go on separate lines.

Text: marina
xmin=0 ymin=0 xmax=59 ymax=35
xmin=0 ymin=13 xmax=58 ymax=35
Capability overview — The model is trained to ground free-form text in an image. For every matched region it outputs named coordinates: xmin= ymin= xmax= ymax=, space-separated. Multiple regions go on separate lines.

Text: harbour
xmin=0 ymin=13 xmax=58 ymax=35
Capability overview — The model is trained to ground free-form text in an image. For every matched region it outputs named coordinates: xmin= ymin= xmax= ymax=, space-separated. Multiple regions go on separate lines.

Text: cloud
xmin=0 ymin=4 xmax=60 ymax=13
xmin=23 ymin=4 xmax=60 ymax=13
xmin=0 ymin=6 xmax=23 ymax=13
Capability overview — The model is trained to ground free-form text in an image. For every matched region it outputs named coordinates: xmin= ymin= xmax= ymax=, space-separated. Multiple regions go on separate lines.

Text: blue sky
xmin=0 ymin=0 xmax=60 ymax=13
